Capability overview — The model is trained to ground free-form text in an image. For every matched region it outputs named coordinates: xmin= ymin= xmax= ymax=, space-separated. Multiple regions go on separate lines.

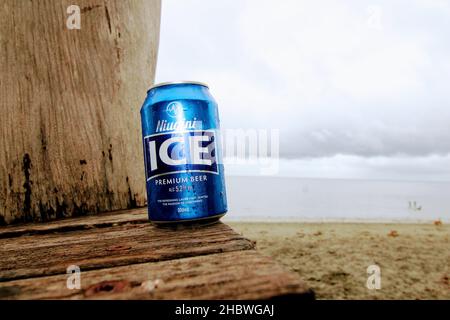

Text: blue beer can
xmin=140 ymin=81 xmax=228 ymax=225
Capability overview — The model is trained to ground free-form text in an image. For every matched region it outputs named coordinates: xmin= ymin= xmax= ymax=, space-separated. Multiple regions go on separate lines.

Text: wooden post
xmin=0 ymin=0 xmax=161 ymax=224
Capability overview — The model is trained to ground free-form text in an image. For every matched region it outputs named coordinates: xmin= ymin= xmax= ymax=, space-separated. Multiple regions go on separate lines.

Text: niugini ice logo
xmin=144 ymin=130 xmax=218 ymax=180
xmin=155 ymin=118 xmax=200 ymax=133
xmin=166 ymin=102 xmax=183 ymax=118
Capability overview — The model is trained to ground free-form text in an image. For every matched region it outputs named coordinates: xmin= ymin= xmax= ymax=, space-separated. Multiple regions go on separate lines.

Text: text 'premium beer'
xmin=140 ymin=81 xmax=228 ymax=225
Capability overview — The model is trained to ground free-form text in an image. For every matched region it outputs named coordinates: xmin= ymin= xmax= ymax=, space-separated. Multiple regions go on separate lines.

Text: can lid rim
xmin=148 ymin=81 xmax=209 ymax=92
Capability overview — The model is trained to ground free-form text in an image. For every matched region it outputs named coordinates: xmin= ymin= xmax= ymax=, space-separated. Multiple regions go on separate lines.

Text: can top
xmin=148 ymin=81 xmax=209 ymax=92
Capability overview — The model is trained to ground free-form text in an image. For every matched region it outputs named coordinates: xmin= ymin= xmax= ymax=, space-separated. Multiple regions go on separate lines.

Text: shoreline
xmin=224 ymin=217 xmax=448 ymax=224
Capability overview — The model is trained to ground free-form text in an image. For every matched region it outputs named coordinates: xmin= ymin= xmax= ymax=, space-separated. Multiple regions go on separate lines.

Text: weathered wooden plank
xmin=0 ymin=208 xmax=148 ymax=239
xmin=0 ymin=221 xmax=255 ymax=281
xmin=0 ymin=251 xmax=313 ymax=300
xmin=0 ymin=209 xmax=314 ymax=299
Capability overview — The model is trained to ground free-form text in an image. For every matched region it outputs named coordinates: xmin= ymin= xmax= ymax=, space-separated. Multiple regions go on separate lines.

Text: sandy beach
xmin=230 ymin=222 xmax=450 ymax=300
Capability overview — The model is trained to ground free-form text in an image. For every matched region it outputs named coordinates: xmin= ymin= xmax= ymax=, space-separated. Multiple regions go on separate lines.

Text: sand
xmin=229 ymin=222 xmax=450 ymax=300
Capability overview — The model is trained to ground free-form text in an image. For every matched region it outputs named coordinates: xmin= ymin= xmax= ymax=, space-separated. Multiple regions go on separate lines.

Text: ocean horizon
xmin=223 ymin=176 xmax=450 ymax=223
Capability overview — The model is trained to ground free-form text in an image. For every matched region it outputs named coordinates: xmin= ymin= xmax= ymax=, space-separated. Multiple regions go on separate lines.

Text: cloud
xmin=156 ymin=0 xmax=450 ymax=161
xmin=225 ymin=154 xmax=450 ymax=181
xmin=277 ymin=154 xmax=450 ymax=181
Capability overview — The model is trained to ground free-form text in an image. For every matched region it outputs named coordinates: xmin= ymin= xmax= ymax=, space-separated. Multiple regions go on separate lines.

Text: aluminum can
xmin=140 ymin=81 xmax=227 ymax=224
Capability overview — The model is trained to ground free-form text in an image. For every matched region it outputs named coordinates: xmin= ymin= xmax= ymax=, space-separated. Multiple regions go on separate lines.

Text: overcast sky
xmin=156 ymin=0 xmax=450 ymax=180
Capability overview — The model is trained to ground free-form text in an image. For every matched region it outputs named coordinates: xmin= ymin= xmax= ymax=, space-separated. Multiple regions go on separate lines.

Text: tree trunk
xmin=0 ymin=0 xmax=161 ymax=224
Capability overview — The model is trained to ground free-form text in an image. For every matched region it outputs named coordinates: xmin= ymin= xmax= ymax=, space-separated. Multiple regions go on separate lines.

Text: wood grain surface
xmin=0 ymin=208 xmax=148 ymax=239
xmin=0 ymin=209 xmax=314 ymax=300
xmin=0 ymin=251 xmax=313 ymax=300
xmin=0 ymin=220 xmax=255 ymax=282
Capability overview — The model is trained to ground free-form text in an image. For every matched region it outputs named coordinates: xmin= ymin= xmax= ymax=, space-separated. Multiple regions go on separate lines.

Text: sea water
xmin=224 ymin=176 xmax=450 ymax=223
